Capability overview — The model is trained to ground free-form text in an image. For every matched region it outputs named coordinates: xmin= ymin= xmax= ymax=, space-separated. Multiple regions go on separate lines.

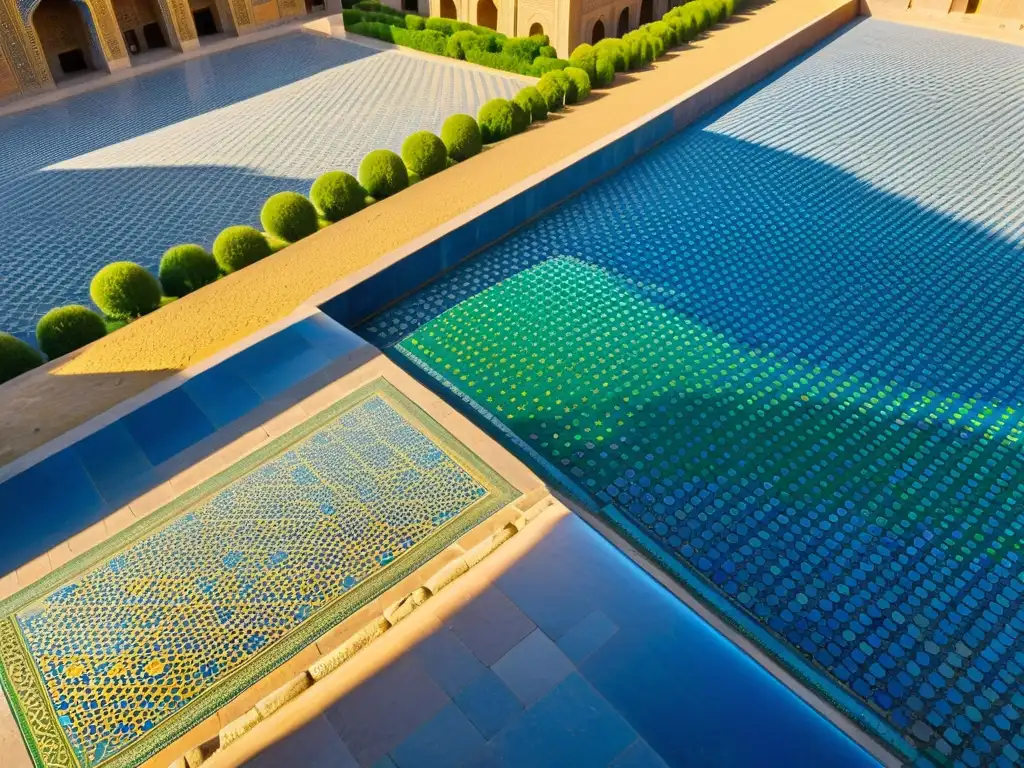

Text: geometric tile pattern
xmin=0 ymin=33 xmax=526 ymax=341
xmin=359 ymin=21 xmax=1024 ymax=768
xmin=0 ymin=380 xmax=516 ymax=768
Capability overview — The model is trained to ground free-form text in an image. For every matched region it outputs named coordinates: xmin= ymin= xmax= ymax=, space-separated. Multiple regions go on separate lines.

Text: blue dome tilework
xmin=7 ymin=394 xmax=489 ymax=767
xmin=359 ymin=20 xmax=1024 ymax=768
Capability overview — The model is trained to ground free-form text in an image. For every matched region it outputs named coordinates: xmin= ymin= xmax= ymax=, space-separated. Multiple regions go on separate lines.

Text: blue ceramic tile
xmin=230 ymin=327 xmax=331 ymax=401
xmin=484 ymin=673 xmax=636 ymax=767
xmin=0 ymin=450 xmax=105 ymax=574
xmin=492 ymin=629 xmax=574 ymax=707
xmin=610 ymin=739 xmax=670 ymax=768
xmin=454 ymin=670 xmax=522 ymax=739
xmin=415 ymin=629 xmax=487 ymax=697
xmin=183 ymin=365 xmax=263 ymax=429
xmin=72 ymin=421 xmax=155 ymax=507
xmin=391 ymin=703 xmax=484 ymax=768
xmin=292 ymin=314 xmax=364 ymax=359
xmin=122 ymin=387 xmax=215 ymax=466
xmin=557 ymin=611 xmax=619 ymax=666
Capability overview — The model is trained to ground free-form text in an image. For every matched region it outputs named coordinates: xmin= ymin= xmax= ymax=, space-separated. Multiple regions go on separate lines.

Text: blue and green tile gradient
xmin=360 ymin=20 xmax=1024 ymax=767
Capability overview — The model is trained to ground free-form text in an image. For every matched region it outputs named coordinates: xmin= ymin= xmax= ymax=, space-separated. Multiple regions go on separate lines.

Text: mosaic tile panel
xmin=0 ymin=379 xmax=517 ymax=768
xmin=359 ymin=21 xmax=1024 ymax=768
xmin=0 ymin=33 xmax=526 ymax=342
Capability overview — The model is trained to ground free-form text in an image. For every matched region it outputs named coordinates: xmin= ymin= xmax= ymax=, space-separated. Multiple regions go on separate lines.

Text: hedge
xmin=359 ymin=149 xmax=409 ymax=198
xmin=514 ymin=86 xmax=547 ymax=122
xmin=0 ymin=333 xmax=43 ymax=384
xmin=90 ymin=262 xmax=163 ymax=321
xmin=310 ymin=171 xmax=366 ymax=222
xmin=536 ymin=73 xmax=566 ymax=112
xmin=477 ymin=99 xmax=516 ymax=143
xmin=441 ymin=114 xmax=483 ymax=160
xmin=213 ymin=226 xmax=272 ymax=273
xmin=402 ymin=131 xmax=448 ymax=178
xmin=261 ymin=192 xmax=319 ymax=243
xmin=36 ymin=305 xmax=107 ymax=360
xmin=159 ymin=244 xmax=219 ymax=297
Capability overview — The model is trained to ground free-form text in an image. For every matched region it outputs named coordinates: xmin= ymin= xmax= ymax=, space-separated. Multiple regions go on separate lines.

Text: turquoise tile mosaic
xmin=0 ymin=33 xmax=525 ymax=343
xmin=358 ymin=20 xmax=1024 ymax=768
xmin=0 ymin=379 xmax=517 ymax=768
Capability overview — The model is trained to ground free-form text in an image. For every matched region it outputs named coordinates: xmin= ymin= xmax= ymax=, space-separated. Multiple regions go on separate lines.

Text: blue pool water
xmin=359 ymin=20 xmax=1024 ymax=767
xmin=0 ymin=32 xmax=524 ymax=343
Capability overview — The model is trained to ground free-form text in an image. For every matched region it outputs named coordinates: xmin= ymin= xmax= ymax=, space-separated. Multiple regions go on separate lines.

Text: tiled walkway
xmin=231 ymin=506 xmax=879 ymax=767
xmin=0 ymin=32 xmax=524 ymax=342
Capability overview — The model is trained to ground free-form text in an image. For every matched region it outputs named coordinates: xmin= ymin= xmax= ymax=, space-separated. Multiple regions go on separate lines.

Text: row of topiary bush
xmin=344 ymin=0 xmax=736 ymax=81
xmin=343 ymin=2 xmax=570 ymax=77
xmin=0 ymin=68 xmax=597 ymax=386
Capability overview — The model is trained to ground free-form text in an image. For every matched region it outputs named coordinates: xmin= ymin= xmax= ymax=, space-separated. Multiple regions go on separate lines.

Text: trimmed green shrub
xmin=538 ymin=44 xmax=556 ymax=58
xmin=646 ymin=21 xmax=676 ymax=48
xmin=595 ymin=38 xmax=629 ymax=72
xmin=623 ymin=31 xmax=655 ymax=68
xmin=594 ymin=54 xmax=616 ymax=87
xmin=477 ymin=99 xmax=516 ymax=143
xmin=530 ymin=56 xmax=570 ymax=75
xmin=401 ymin=131 xmax=448 ymax=178
xmin=546 ymin=69 xmax=577 ymax=104
xmin=536 ymin=72 xmax=566 ymax=111
xmin=508 ymin=99 xmax=529 ymax=134
xmin=359 ymin=149 xmax=408 ymax=198
xmin=687 ymin=1 xmax=712 ymax=31
xmin=310 ymin=171 xmax=366 ymax=222
xmin=568 ymin=44 xmax=598 ymax=84
xmin=405 ymin=13 xmax=426 ymax=29
xmin=36 ymin=305 xmax=106 ymax=359
xmin=159 ymin=244 xmax=219 ymax=297
xmin=446 ymin=29 xmax=486 ymax=59
xmin=529 ymin=33 xmax=550 ymax=45
xmin=464 ymin=48 xmax=533 ymax=75
xmin=501 ymin=36 xmax=542 ymax=61
xmin=441 ymin=113 xmax=483 ymax=160
xmin=213 ymin=226 xmax=272 ymax=274
xmin=261 ymin=192 xmax=319 ymax=243
xmin=514 ymin=86 xmax=547 ymax=121
xmin=424 ymin=16 xmax=460 ymax=34
xmin=354 ymin=0 xmax=401 ymax=13
xmin=703 ymin=0 xmax=727 ymax=22
xmin=90 ymin=262 xmax=162 ymax=320
xmin=0 ymin=333 xmax=43 ymax=384
xmin=665 ymin=12 xmax=697 ymax=43
xmin=564 ymin=67 xmax=591 ymax=101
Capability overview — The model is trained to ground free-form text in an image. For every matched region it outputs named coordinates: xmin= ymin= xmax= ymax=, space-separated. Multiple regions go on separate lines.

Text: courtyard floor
xmin=0 ymin=31 xmax=524 ymax=343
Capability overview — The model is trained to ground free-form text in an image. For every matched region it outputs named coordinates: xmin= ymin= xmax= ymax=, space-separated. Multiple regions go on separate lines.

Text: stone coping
xmin=861 ymin=0 xmax=1024 ymax=45
xmin=0 ymin=0 xmax=855 ymax=469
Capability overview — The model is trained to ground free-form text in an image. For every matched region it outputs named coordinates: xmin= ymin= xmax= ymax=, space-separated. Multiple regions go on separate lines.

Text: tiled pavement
xmin=0 ymin=32 xmax=525 ymax=342
xmin=237 ymin=508 xmax=882 ymax=768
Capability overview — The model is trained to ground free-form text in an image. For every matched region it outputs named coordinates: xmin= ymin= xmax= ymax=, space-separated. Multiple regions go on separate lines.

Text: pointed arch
xmin=591 ymin=17 xmax=604 ymax=43
xmin=476 ymin=0 xmax=496 ymax=29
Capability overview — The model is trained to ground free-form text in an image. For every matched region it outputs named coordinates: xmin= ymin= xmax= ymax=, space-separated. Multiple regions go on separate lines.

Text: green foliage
xmin=664 ymin=10 xmax=697 ymax=43
xmin=405 ymin=13 xmax=426 ymax=29
xmin=595 ymin=38 xmax=629 ymax=72
xmin=343 ymin=8 xmax=407 ymax=26
xmin=158 ymin=244 xmax=219 ymax=297
xmin=90 ymin=262 xmax=162 ymax=321
xmin=354 ymin=0 xmax=402 ymax=12
xmin=0 ymin=333 xmax=43 ymax=384
xmin=529 ymin=33 xmax=549 ymax=45
xmin=538 ymin=44 xmax=556 ymax=58
xmin=508 ymin=99 xmax=529 ymax=134
xmin=514 ymin=86 xmax=547 ymax=121
xmin=401 ymin=131 xmax=448 ymax=178
xmin=686 ymin=1 xmax=713 ymax=30
xmin=536 ymin=72 xmax=565 ymax=111
xmin=260 ymin=191 xmax=319 ymax=243
xmin=310 ymin=171 xmax=366 ymax=222
xmin=568 ymin=44 xmax=598 ymax=84
xmin=359 ymin=149 xmax=409 ymax=198
xmin=464 ymin=48 xmax=533 ymax=75
xmin=563 ymin=67 xmax=591 ymax=101
xmin=445 ymin=29 xmax=498 ymax=58
xmin=623 ymin=31 xmax=655 ymax=67
xmin=212 ymin=226 xmax=272 ymax=273
xmin=529 ymin=56 xmax=569 ymax=75
xmin=594 ymin=54 xmax=616 ymax=87
xmin=702 ymin=0 xmax=728 ymax=22
xmin=35 ymin=305 xmax=106 ymax=360
xmin=645 ymin=20 xmax=676 ymax=48
xmin=545 ymin=69 xmax=577 ymax=104
xmin=349 ymin=22 xmax=447 ymax=54
xmin=477 ymin=98 xmax=516 ymax=143
xmin=441 ymin=113 xmax=483 ymax=160
xmin=501 ymin=36 xmax=542 ymax=61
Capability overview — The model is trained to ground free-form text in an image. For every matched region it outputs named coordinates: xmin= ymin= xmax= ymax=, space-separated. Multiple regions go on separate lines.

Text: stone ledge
xmin=166 ymin=493 xmax=558 ymax=768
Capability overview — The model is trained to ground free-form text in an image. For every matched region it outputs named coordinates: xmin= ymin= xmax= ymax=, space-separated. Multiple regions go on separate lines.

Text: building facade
xmin=0 ymin=0 xmax=319 ymax=100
